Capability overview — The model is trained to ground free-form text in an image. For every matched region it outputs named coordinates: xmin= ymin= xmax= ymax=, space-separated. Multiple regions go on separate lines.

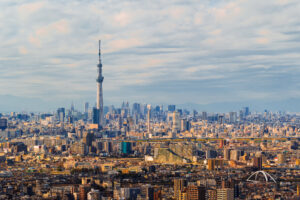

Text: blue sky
xmin=0 ymin=0 xmax=300 ymax=112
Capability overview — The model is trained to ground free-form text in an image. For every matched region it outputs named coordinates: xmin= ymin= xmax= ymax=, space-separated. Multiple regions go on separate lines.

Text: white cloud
xmin=0 ymin=0 xmax=299 ymax=109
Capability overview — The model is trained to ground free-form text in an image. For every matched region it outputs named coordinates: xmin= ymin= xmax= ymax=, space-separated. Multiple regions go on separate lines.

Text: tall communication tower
xmin=96 ymin=40 xmax=104 ymax=128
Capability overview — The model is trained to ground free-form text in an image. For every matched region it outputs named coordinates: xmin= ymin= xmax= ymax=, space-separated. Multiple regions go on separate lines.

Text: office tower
xmin=0 ymin=118 xmax=8 ymax=130
xmin=181 ymin=119 xmax=187 ymax=132
xmin=68 ymin=116 xmax=74 ymax=124
xmin=121 ymin=142 xmax=132 ymax=155
xmin=132 ymin=103 xmax=141 ymax=115
xmin=84 ymin=102 xmax=89 ymax=113
xmin=83 ymin=132 xmax=94 ymax=146
xmin=202 ymin=112 xmax=207 ymax=121
xmin=253 ymin=156 xmax=262 ymax=170
xmin=147 ymin=108 xmax=151 ymax=134
xmin=243 ymin=107 xmax=250 ymax=117
xmin=92 ymin=107 xmax=99 ymax=124
xmin=216 ymin=188 xmax=234 ymax=200
xmin=57 ymin=108 xmax=65 ymax=122
xmin=229 ymin=112 xmax=237 ymax=123
xmin=103 ymin=141 xmax=113 ymax=153
xmin=96 ymin=40 xmax=104 ymax=128
xmin=239 ymin=110 xmax=244 ymax=120
xmin=83 ymin=102 xmax=89 ymax=121
xmin=186 ymin=121 xmax=191 ymax=131
xmin=174 ymin=179 xmax=187 ymax=200
xmin=218 ymin=115 xmax=224 ymax=124
xmin=172 ymin=111 xmax=180 ymax=133
xmin=177 ymin=109 xmax=183 ymax=116
xmin=71 ymin=102 xmax=75 ymax=112
xmin=168 ymin=105 xmax=176 ymax=112
xmin=187 ymin=185 xmax=206 ymax=200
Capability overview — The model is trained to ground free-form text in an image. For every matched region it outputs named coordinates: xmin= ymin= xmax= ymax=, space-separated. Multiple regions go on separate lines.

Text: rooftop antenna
xmin=98 ymin=40 xmax=101 ymax=64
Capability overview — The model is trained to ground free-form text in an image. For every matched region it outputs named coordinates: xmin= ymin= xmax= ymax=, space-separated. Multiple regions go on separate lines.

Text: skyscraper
xmin=172 ymin=111 xmax=180 ymax=133
xmin=84 ymin=102 xmax=89 ymax=114
xmin=147 ymin=109 xmax=151 ymax=134
xmin=57 ymin=108 xmax=65 ymax=122
xmin=96 ymin=40 xmax=104 ymax=128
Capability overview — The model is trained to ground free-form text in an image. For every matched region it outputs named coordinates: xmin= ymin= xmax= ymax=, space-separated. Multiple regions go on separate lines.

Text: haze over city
xmin=1 ymin=0 xmax=300 ymax=112
xmin=0 ymin=1 xmax=300 ymax=200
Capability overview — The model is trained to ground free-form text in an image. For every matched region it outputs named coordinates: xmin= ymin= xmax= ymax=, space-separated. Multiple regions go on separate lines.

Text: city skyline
xmin=0 ymin=1 xmax=299 ymax=199
xmin=1 ymin=0 xmax=300 ymax=112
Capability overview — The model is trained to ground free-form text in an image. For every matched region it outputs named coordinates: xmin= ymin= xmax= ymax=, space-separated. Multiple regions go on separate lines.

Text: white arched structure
xmin=247 ymin=171 xmax=277 ymax=183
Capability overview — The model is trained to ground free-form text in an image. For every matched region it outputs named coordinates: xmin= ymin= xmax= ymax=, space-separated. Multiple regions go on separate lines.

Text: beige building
xmin=217 ymin=188 xmax=234 ymax=200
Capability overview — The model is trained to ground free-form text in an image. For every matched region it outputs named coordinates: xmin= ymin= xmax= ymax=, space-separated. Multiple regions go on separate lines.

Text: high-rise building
xmin=84 ymin=102 xmax=89 ymax=113
xmin=172 ymin=111 xmax=180 ymax=133
xmin=147 ymin=108 xmax=151 ymax=134
xmin=132 ymin=103 xmax=141 ymax=115
xmin=181 ymin=119 xmax=190 ymax=132
xmin=174 ymin=179 xmax=187 ymax=200
xmin=103 ymin=141 xmax=113 ymax=153
xmin=202 ymin=112 xmax=207 ymax=121
xmin=168 ymin=105 xmax=176 ymax=112
xmin=243 ymin=107 xmax=250 ymax=117
xmin=83 ymin=132 xmax=94 ymax=146
xmin=57 ymin=108 xmax=65 ymax=122
xmin=229 ymin=112 xmax=237 ymax=123
xmin=187 ymin=185 xmax=206 ymax=200
xmin=92 ymin=107 xmax=99 ymax=125
xmin=96 ymin=40 xmax=104 ymax=129
xmin=121 ymin=142 xmax=132 ymax=155
xmin=0 ymin=118 xmax=8 ymax=130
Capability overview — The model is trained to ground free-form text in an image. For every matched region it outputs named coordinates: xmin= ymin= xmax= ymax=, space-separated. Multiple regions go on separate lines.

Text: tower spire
xmin=98 ymin=40 xmax=101 ymax=64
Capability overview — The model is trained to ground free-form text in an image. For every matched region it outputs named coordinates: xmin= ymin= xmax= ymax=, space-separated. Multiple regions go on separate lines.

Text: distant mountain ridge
xmin=177 ymin=98 xmax=300 ymax=113
xmin=0 ymin=94 xmax=300 ymax=113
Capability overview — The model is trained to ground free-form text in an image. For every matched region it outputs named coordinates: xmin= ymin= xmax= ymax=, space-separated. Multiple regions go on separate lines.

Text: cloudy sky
xmin=0 ymin=0 xmax=300 ymax=112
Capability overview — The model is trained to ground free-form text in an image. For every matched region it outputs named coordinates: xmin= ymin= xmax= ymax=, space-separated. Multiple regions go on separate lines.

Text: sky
xmin=0 ymin=0 xmax=300 ymax=112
